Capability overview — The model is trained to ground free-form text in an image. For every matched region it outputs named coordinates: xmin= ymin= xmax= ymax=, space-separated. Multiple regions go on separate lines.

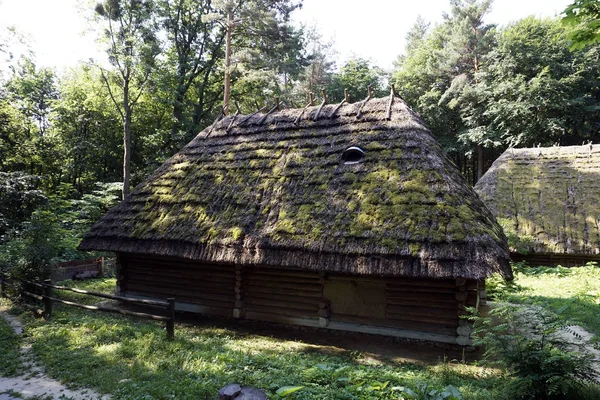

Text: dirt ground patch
xmin=0 ymin=308 xmax=109 ymax=400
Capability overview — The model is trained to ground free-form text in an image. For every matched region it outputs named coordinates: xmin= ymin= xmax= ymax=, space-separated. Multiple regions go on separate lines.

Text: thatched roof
xmin=79 ymin=96 xmax=511 ymax=280
xmin=475 ymin=144 xmax=600 ymax=255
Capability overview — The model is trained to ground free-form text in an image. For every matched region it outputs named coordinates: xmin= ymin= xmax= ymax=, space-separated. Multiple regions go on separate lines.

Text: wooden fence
xmin=0 ymin=272 xmax=175 ymax=339
xmin=52 ymin=257 xmax=116 ymax=281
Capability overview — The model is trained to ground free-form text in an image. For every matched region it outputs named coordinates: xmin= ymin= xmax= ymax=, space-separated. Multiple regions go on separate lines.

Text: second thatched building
xmin=475 ymin=144 xmax=600 ymax=267
xmin=80 ymin=95 xmax=511 ymax=345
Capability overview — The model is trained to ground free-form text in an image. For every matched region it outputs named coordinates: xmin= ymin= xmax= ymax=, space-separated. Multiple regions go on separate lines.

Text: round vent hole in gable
xmin=342 ymin=146 xmax=365 ymax=165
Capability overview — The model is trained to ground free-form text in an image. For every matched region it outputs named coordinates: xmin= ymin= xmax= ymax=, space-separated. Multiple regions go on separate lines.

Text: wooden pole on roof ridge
xmin=386 ymin=85 xmax=395 ymax=120
xmin=309 ymin=92 xmax=315 ymax=106
xmin=367 ymin=85 xmax=372 ymax=100
xmin=344 ymin=88 xmax=349 ymax=103
xmin=314 ymin=89 xmax=328 ymax=121
xmin=223 ymin=5 xmax=233 ymax=115
xmin=222 ymin=4 xmax=242 ymax=115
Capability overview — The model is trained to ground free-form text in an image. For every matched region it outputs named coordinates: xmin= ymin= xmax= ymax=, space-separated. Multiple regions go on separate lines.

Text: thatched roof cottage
xmin=80 ymin=95 xmax=511 ymax=345
xmin=475 ymin=144 xmax=600 ymax=267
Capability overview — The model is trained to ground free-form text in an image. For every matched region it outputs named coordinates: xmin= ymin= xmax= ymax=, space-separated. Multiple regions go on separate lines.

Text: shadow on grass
xmin=23 ymin=304 xmax=505 ymax=400
xmin=504 ymin=294 xmax=600 ymax=340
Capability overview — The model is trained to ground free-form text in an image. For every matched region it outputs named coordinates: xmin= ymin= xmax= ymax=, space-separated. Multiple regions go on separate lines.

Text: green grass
xmin=488 ymin=263 xmax=600 ymax=341
xmin=9 ymin=278 xmax=509 ymax=400
xmin=7 ymin=267 xmax=600 ymax=400
xmin=0 ymin=310 xmax=23 ymax=376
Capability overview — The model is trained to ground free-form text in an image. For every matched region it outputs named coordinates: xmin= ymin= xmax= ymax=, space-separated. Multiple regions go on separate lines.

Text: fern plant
xmin=470 ymin=304 xmax=596 ymax=400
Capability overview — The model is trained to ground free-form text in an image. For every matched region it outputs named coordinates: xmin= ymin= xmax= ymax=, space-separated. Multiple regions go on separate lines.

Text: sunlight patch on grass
xmin=24 ymin=304 xmax=507 ymax=399
xmin=490 ymin=264 xmax=600 ymax=340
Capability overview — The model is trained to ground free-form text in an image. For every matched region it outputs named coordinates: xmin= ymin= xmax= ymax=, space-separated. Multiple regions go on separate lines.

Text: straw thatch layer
xmin=475 ymin=145 xmax=600 ymax=255
xmin=80 ymin=97 xmax=511 ymax=279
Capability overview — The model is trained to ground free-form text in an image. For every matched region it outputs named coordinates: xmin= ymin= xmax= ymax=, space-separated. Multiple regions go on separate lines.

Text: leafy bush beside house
xmin=0 ymin=181 xmax=121 ymax=282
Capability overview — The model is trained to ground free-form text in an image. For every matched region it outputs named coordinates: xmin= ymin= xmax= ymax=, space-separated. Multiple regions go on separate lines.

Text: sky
xmin=0 ymin=0 xmax=573 ymax=73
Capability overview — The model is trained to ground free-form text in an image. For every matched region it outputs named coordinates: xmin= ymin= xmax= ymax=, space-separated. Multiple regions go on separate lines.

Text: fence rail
xmin=0 ymin=272 xmax=175 ymax=339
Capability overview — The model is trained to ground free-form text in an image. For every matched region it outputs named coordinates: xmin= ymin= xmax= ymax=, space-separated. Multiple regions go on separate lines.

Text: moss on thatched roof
xmin=475 ymin=144 xmax=600 ymax=255
xmin=79 ymin=96 xmax=511 ymax=279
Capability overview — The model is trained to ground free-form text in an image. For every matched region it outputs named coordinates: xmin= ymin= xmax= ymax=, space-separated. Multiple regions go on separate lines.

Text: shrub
xmin=471 ymin=304 xmax=596 ymax=400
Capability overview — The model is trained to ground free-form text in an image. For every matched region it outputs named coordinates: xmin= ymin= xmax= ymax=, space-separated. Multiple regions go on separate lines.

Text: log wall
xmin=120 ymin=254 xmax=236 ymax=317
xmin=118 ymin=253 xmax=481 ymax=344
xmin=241 ymin=266 xmax=322 ymax=325
xmin=511 ymin=252 xmax=600 ymax=268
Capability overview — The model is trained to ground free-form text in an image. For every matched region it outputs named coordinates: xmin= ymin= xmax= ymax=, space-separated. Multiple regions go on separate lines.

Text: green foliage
xmin=495 ymin=218 xmax=535 ymax=254
xmin=465 ymin=17 xmax=600 ymax=148
xmin=8 ymin=278 xmax=498 ymax=399
xmin=0 ymin=209 xmax=68 ymax=282
xmin=471 ymin=304 xmax=596 ymax=400
xmin=0 ymin=181 xmax=121 ymax=283
xmin=491 ymin=263 xmax=600 ymax=339
xmin=326 ymin=57 xmax=388 ymax=103
xmin=562 ymin=0 xmax=600 ymax=49
xmin=275 ymin=385 xmax=304 ymax=397
xmin=401 ymin=383 xmax=463 ymax=400
xmin=0 ymin=315 xmax=23 ymax=376
xmin=0 ymin=172 xmax=47 ymax=242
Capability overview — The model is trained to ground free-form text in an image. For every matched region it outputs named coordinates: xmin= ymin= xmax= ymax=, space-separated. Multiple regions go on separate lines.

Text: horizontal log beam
xmin=244 ymin=297 xmax=318 ymax=312
xmin=245 ymin=304 xmax=316 ymax=318
xmin=246 ymin=268 xmax=321 ymax=280
xmin=243 ymin=285 xmax=322 ymax=299
xmin=47 ymin=296 xmax=170 ymax=321
xmin=48 ymin=284 xmax=168 ymax=307
xmin=244 ymin=281 xmax=322 ymax=293
xmin=385 ymin=285 xmax=456 ymax=294
xmin=386 ymin=304 xmax=455 ymax=319
xmin=243 ymin=272 xmax=320 ymax=285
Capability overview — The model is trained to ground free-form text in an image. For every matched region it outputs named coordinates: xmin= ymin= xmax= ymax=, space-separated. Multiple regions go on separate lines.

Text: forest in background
xmin=0 ymin=0 xmax=599 ymax=276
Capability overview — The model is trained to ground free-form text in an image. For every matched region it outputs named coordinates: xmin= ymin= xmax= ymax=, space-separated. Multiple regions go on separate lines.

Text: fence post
xmin=99 ymin=257 xmax=105 ymax=277
xmin=43 ymin=279 xmax=53 ymax=319
xmin=166 ymin=298 xmax=175 ymax=340
xmin=1 ymin=273 xmax=6 ymax=299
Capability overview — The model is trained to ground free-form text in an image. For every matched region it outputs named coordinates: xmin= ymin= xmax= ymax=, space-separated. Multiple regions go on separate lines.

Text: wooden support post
xmin=344 ymin=88 xmax=349 ymax=103
xmin=455 ymin=278 xmax=471 ymax=346
xmin=309 ymin=92 xmax=315 ymax=106
xmin=166 ymin=297 xmax=175 ymax=340
xmin=43 ymin=279 xmax=53 ymax=319
xmin=318 ymin=272 xmax=329 ymax=327
xmin=115 ymin=254 xmax=124 ymax=295
xmin=478 ymin=279 xmax=487 ymax=306
xmin=1 ymin=273 xmax=6 ymax=298
xmin=233 ymin=265 xmax=245 ymax=319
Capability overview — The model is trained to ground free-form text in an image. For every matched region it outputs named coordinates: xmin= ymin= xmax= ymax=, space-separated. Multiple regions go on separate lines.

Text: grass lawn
xmin=1 ymin=264 xmax=599 ymax=399
xmin=0 ymin=301 xmax=23 ymax=376
xmin=3 ymin=279 xmax=506 ymax=400
xmin=488 ymin=263 xmax=600 ymax=341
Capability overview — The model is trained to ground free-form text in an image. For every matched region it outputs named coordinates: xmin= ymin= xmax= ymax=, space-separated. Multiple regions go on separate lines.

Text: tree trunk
xmin=477 ymin=144 xmax=483 ymax=182
xmin=223 ymin=7 xmax=233 ymax=115
xmin=123 ymin=86 xmax=131 ymax=200
xmin=169 ymin=87 xmax=185 ymax=151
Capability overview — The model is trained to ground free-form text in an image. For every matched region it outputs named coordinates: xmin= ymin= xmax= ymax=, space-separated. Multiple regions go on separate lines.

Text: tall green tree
xmin=461 ymin=17 xmax=600 ymax=148
xmin=326 ymin=57 xmax=388 ymax=103
xmin=53 ymin=65 xmax=123 ymax=192
xmin=2 ymin=58 xmax=62 ymax=183
xmin=563 ymin=0 xmax=600 ymax=49
xmin=6 ymin=57 xmax=58 ymax=137
xmin=158 ymin=0 xmax=224 ymax=148
xmin=95 ymin=0 xmax=161 ymax=198
xmin=394 ymin=1 xmax=496 ymax=182
xmin=292 ymin=26 xmax=337 ymax=103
